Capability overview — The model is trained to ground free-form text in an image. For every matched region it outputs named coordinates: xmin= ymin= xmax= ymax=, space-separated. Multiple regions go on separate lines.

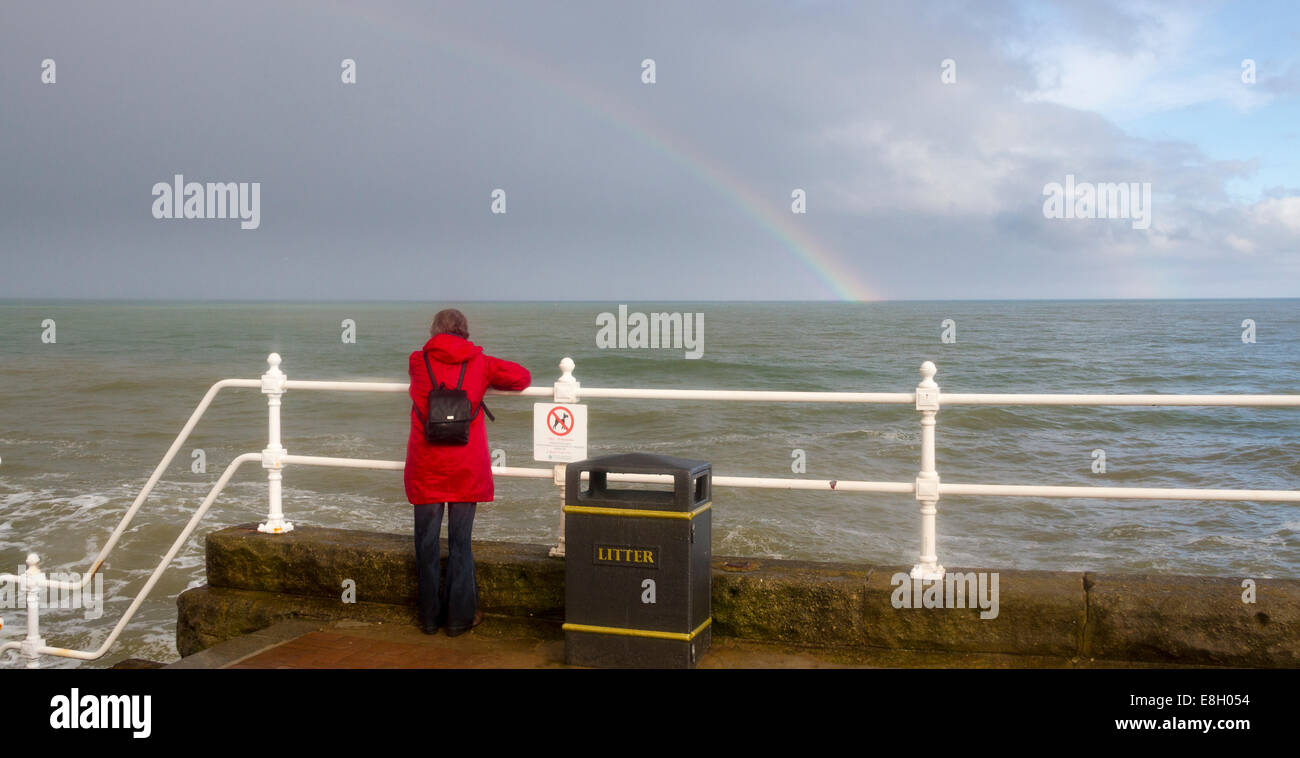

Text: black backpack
xmin=418 ymin=353 xmax=495 ymax=445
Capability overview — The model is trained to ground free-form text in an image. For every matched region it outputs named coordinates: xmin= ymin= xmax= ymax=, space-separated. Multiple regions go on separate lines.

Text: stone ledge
xmin=181 ymin=524 xmax=1300 ymax=667
xmin=205 ymin=524 xmax=563 ymax=616
xmin=1083 ymin=573 xmax=1300 ymax=667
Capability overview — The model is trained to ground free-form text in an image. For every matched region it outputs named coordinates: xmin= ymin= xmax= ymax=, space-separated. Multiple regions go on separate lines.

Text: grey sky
xmin=1 ymin=0 xmax=1296 ymax=300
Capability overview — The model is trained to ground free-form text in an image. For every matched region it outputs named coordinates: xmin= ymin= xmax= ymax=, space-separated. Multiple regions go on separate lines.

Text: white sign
xmin=533 ymin=403 xmax=588 ymax=462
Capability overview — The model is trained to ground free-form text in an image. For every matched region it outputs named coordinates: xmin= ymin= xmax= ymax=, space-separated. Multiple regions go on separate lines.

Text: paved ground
xmin=171 ymin=619 xmax=878 ymax=669
xmin=162 ymin=616 xmax=1185 ymax=669
xmin=230 ymin=625 xmax=568 ymax=669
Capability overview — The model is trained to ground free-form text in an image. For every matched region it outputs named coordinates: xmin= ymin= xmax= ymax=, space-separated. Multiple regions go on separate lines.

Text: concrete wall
xmin=176 ymin=524 xmax=1300 ymax=667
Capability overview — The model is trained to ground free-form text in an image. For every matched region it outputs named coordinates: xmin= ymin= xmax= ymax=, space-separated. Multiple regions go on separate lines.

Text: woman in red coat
xmin=405 ymin=309 xmax=531 ymax=635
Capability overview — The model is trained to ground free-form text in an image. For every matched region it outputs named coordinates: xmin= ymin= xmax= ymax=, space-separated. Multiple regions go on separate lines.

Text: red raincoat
xmin=404 ymin=334 xmax=531 ymax=505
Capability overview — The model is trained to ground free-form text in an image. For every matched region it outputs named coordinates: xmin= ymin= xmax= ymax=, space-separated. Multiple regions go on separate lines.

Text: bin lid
xmin=575 ymin=452 xmax=710 ymax=476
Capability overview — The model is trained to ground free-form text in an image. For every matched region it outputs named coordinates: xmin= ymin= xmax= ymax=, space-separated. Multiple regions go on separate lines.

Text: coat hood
xmin=424 ymin=333 xmax=484 ymax=364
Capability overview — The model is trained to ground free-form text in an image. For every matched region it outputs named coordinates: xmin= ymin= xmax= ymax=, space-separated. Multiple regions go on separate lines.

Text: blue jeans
xmin=413 ymin=502 xmax=478 ymax=632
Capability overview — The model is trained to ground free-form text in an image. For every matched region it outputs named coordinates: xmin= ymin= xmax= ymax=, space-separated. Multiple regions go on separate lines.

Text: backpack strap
xmin=415 ymin=352 xmax=442 ymax=426
xmin=415 ymin=354 xmax=495 ymax=424
xmin=453 ymin=360 xmax=496 ymax=421
xmin=424 ymin=352 xmax=442 ymax=389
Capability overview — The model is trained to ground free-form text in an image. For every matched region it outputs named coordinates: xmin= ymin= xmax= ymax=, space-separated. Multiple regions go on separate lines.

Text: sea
xmin=1 ymin=299 xmax=1298 ymax=666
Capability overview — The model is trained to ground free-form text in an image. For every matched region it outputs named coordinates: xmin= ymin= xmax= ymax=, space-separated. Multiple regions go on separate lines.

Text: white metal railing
xmin=4 ymin=353 xmax=1299 ymax=668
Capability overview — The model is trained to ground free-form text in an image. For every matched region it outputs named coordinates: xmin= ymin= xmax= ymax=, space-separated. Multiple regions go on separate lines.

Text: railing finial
xmin=262 ymin=353 xmax=286 ymax=395
xmin=919 ymin=360 xmax=937 ymax=387
xmin=555 ymin=357 xmax=579 ymax=403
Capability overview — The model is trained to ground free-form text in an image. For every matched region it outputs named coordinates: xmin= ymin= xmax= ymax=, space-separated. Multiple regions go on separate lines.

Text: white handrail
xmin=6 ymin=352 xmax=1299 ymax=668
xmin=32 ymin=454 xmax=265 ymax=663
xmin=570 ymin=388 xmax=914 ymax=403
xmin=6 ymin=378 xmax=263 ymax=593
xmin=939 ymin=483 xmax=1300 ymax=501
xmin=2 ymin=453 xmax=262 ymax=667
xmin=282 ymin=454 xmax=915 ymax=493
xmin=942 ymin=393 xmax=1300 ymax=407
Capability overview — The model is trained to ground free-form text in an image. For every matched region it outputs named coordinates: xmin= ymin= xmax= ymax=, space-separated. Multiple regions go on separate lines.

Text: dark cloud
xmin=0 ymin=0 xmax=1295 ymax=300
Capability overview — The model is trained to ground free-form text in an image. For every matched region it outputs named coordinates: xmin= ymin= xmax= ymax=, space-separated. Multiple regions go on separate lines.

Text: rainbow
xmin=323 ymin=2 xmax=879 ymax=300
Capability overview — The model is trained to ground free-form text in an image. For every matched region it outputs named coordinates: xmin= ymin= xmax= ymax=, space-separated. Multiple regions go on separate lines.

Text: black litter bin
xmin=563 ymin=453 xmax=712 ymax=668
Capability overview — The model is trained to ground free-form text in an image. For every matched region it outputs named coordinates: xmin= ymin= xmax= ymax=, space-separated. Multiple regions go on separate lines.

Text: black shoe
xmin=444 ymin=610 xmax=484 ymax=638
xmin=421 ymin=625 xmax=439 ymax=635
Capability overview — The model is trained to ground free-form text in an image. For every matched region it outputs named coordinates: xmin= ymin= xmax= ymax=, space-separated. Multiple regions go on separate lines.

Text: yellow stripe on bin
xmin=562 ymin=501 xmax=712 ymax=520
xmin=562 ymin=617 xmax=712 ymax=642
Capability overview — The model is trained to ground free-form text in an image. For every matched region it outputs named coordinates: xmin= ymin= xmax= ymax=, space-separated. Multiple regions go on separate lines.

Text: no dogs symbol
xmin=547 ymin=406 xmax=574 ymax=436
xmin=533 ymin=402 xmax=587 ymax=462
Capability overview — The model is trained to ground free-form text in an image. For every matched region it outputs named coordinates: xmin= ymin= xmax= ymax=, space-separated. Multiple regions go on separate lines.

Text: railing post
xmin=258 ymin=353 xmax=293 ymax=534
xmin=550 ymin=463 xmax=567 ymax=558
xmin=549 ymin=357 xmax=579 ymax=558
xmin=21 ymin=554 xmax=45 ymax=669
xmin=912 ymin=361 xmax=944 ymax=580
